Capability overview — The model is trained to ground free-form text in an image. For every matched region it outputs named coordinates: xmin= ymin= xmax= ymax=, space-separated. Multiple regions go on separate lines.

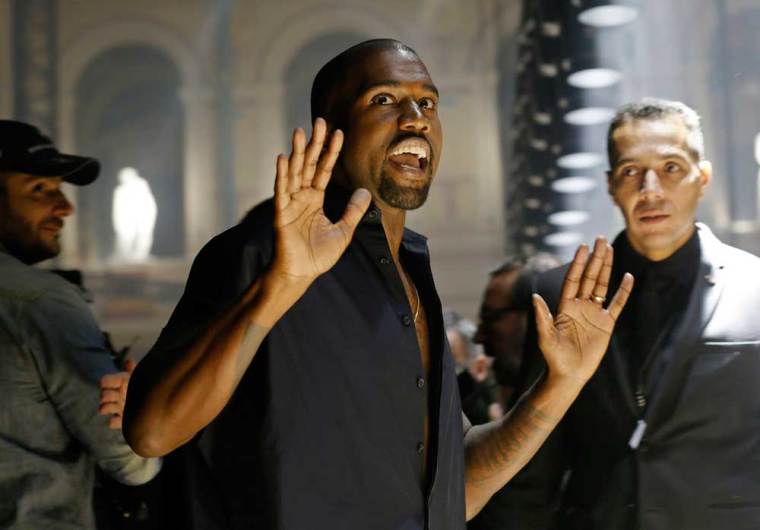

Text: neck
xmin=626 ymin=223 xmax=696 ymax=262
xmin=378 ymin=203 xmax=407 ymax=260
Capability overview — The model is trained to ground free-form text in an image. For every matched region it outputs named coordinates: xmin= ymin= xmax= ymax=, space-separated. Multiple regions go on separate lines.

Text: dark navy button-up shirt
xmin=151 ymin=186 xmax=466 ymax=530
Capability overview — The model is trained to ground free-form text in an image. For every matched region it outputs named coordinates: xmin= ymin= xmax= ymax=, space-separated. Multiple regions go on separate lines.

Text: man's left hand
xmin=99 ymin=358 xmax=136 ymax=430
xmin=533 ymin=237 xmax=633 ymax=385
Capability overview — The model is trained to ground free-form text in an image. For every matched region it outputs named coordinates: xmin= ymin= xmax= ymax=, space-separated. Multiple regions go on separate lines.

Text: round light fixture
xmin=578 ymin=5 xmax=639 ymax=27
xmin=564 ymin=107 xmax=616 ymax=126
xmin=551 ymin=176 xmax=597 ymax=193
xmin=567 ymin=68 xmax=622 ymax=89
xmin=548 ymin=210 xmax=591 ymax=226
xmin=545 ymin=231 xmax=585 ymax=246
xmin=557 ymin=152 xmax=604 ymax=169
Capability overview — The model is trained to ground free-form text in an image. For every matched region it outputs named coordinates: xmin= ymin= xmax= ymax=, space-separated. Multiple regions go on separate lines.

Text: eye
xmin=664 ymin=161 xmax=682 ymax=173
xmin=419 ymin=97 xmax=436 ymax=110
xmin=31 ymin=182 xmax=46 ymax=193
xmin=620 ymin=166 xmax=639 ymax=178
xmin=370 ymin=93 xmax=395 ymax=106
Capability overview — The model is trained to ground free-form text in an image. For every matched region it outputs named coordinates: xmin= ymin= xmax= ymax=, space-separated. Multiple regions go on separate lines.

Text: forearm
xmin=124 ymin=271 xmax=309 ymax=456
xmin=463 ymin=373 xmax=582 ymax=520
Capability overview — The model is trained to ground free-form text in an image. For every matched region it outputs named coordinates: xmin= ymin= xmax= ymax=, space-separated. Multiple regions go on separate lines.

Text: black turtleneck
xmin=614 ymin=227 xmax=701 ymax=387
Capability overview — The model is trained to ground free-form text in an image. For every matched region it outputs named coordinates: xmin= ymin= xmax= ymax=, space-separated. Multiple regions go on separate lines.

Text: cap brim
xmin=18 ymin=154 xmax=100 ymax=186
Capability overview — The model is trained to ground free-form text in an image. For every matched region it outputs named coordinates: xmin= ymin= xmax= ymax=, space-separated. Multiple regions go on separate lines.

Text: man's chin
xmin=22 ymin=240 xmax=60 ymax=264
xmin=379 ymin=176 xmax=431 ymax=210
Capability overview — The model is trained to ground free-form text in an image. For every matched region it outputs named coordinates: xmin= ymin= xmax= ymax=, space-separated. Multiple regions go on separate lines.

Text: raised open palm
xmin=533 ymin=237 xmax=634 ymax=383
xmin=272 ymin=118 xmax=371 ymax=283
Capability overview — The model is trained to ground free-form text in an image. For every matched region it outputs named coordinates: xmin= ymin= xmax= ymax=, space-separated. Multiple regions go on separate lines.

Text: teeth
xmin=389 ymin=139 xmax=429 ymax=159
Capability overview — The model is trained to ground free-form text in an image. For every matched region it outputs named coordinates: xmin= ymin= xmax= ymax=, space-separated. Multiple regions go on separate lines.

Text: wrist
xmin=245 ymin=268 xmax=312 ymax=328
xmin=543 ymin=370 xmax=587 ymax=398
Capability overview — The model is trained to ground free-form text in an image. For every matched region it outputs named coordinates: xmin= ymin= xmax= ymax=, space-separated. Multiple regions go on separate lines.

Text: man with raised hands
xmin=124 ymin=39 xmax=632 ymax=530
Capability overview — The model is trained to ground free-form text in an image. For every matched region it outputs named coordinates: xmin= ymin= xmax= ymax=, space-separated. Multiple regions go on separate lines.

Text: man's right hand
xmin=271 ymin=117 xmax=371 ymax=286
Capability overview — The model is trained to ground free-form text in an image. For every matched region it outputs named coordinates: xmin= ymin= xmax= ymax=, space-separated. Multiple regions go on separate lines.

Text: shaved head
xmin=310 ymin=39 xmax=420 ymax=124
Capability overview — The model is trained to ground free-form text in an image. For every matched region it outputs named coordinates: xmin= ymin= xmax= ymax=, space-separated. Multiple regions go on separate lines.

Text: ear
xmin=606 ymin=170 xmax=618 ymax=206
xmin=697 ymin=160 xmax=712 ymax=197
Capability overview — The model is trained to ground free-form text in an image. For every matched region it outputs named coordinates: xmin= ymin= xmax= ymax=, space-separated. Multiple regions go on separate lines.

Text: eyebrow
xmin=614 ymin=150 xmax=691 ymax=167
xmin=359 ymin=80 xmax=439 ymax=98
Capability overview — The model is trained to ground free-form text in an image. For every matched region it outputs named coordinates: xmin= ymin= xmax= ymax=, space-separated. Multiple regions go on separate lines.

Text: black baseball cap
xmin=0 ymin=120 xmax=99 ymax=185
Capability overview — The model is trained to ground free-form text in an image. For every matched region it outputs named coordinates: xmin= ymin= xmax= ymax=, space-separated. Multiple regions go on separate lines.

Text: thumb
xmin=337 ymin=188 xmax=372 ymax=236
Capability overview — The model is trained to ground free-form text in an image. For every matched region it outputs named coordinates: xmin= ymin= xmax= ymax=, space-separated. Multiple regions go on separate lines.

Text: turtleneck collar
xmin=614 ymin=226 xmax=701 ymax=286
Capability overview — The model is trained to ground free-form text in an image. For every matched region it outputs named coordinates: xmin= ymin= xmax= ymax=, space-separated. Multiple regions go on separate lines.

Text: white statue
xmin=112 ymin=167 xmax=157 ymax=262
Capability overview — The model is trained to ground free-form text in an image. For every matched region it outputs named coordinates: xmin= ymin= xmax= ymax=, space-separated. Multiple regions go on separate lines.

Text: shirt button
xmin=367 ymin=209 xmax=378 ymax=220
xmin=401 ymin=314 xmax=412 ymax=326
xmin=416 ymin=442 xmax=425 ymax=454
xmin=378 ymin=256 xmax=390 ymax=265
xmin=416 ymin=376 xmax=425 ymax=389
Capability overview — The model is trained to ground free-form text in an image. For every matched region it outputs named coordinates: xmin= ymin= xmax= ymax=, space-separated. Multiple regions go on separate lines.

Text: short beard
xmin=378 ymin=172 xmax=431 ymax=210
xmin=0 ymin=215 xmax=60 ymax=265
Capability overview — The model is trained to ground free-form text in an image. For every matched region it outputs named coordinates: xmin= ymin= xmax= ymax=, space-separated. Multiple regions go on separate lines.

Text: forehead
xmin=344 ymin=48 xmax=436 ymax=97
xmin=612 ymin=117 xmax=692 ymax=162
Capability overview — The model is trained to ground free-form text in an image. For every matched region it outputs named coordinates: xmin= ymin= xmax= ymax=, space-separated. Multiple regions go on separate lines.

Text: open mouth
xmin=387 ymin=137 xmax=430 ymax=173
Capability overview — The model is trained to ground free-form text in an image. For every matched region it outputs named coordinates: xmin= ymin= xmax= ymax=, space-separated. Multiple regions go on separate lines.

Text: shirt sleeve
xmin=23 ymin=285 xmax=161 ymax=486
xmin=149 ymin=216 xmax=274 ymax=358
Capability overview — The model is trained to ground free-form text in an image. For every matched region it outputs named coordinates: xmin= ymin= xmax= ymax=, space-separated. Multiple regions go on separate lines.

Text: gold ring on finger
xmin=591 ymin=295 xmax=606 ymax=304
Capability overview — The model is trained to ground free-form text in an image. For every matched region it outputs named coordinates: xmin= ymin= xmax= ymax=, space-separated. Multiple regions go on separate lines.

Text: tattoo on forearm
xmin=465 ymin=398 xmax=557 ymax=485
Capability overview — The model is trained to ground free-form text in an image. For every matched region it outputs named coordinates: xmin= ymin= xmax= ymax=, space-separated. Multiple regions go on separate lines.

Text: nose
xmin=398 ymin=99 xmax=430 ymax=133
xmin=640 ymin=168 xmax=664 ymax=199
xmin=52 ymin=190 xmax=75 ymax=217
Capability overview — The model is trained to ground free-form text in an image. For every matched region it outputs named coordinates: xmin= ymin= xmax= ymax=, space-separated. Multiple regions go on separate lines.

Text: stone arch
xmin=59 ymin=18 xmax=200 ymax=98
xmin=254 ymin=6 xmax=404 ymax=84
xmin=74 ymin=44 xmax=185 ymax=262
xmin=57 ymin=18 xmax=218 ymax=263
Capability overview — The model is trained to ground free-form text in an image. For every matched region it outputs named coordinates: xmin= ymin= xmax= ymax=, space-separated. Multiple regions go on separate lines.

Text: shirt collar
xmin=323 ymin=183 xmax=428 ymax=252
xmin=613 ymin=226 xmax=701 ymax=285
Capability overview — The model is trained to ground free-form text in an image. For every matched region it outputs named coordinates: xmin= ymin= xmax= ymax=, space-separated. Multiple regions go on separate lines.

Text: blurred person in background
xmin=0 ymin=120 xmax=161 ymax=530
xmin=474 ymin=253 xmax=561 ymax=405
xmin=444 ymin=310 xmax=503 ymax=425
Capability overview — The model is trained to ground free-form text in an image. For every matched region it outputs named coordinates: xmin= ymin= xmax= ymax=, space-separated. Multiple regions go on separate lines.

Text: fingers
xmin=100 ymin=372 xmax=127 ymax=390
xmin=287 ymin=128 xmax=307 ymax=193
xmin=313 ymin=129 xmax=344 ymax=191
xmin=532 ymin=293 xmax=554 ymax=340
xmin=578 ymin=237 xmax=607 ymax=299
xmin=100 ymin=389 xmax=121 ymax=404
xmin=123 ymin=358 xmax=136 ymax=374
xmin=274 ymin=154 xmax=290 ymax=211
xmin=560 ymin=245 xmax=588 ymax=301
xmin=607 ymin=272 xmax=634 ymax=321
xmin=99 ymin=402 xmax=123 ymax=416
xmin=591 ymin=243 xmax=613 ymax=302
xmin=108 ymin=415 xmax=123 ymax=430
xmin=301 ymin=118 xmax=327 ymax=188
xmin=276 ymin=119 xmax=342 ymax=203
xmin=336 ymin=188 xmax=371 ymax=238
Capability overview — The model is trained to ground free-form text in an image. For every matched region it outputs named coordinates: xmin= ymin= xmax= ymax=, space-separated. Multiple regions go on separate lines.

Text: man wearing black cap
xmin=0 ymin=120 xmax=160 ymax=529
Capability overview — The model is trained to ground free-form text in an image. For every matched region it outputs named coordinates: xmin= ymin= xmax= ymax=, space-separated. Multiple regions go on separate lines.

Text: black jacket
xmin=473 ymin=224 xmax=760 ymax=530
